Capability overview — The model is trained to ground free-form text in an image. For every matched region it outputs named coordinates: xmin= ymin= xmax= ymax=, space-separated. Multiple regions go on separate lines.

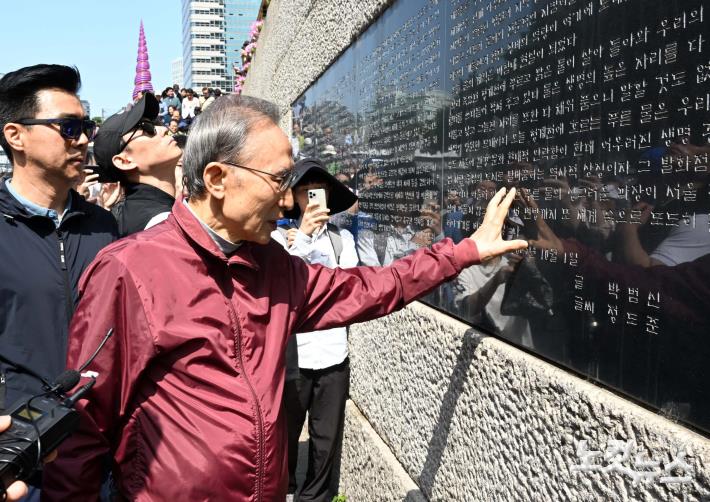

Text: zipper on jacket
xmin=0 ymin=372 xmax=5 ymax=409
xmin=56 ymin=230 xmax=75 ymax=323
xmin=223 ymin=288 xmax=265 ymax=501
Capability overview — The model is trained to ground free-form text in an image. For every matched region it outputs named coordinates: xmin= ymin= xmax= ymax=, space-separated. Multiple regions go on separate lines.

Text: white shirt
xmin=329 ymin=211 xmax=382 ymax=266
xmin=271 ymin=223 xmax=359 ymax=369
xmin=453 ymin=256 xmax=533 ymax=349
xmin=145 ymin=212 xmax=170 ymax=229
xmin=201 ymin=95 xmax=215 ymax=111
xmin=181 ymin=97 xmax=199 ymax=119
xmin=290 ymin=136 xmax=300 ymax=159
xmin=383 ymin=225 xmax=444 ymax=265
xmin=650 ymin=213 xmax=710 ymax=266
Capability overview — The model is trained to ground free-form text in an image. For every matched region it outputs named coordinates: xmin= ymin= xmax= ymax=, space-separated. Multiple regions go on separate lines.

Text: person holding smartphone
xmin=271 ymin=158 xmax=358 ymax=502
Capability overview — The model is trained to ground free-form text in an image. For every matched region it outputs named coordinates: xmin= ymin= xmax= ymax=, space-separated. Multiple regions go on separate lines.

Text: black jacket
xmin=0 ymin=179 xmax=118 ymax=408
xmin=114 ymin=182 xmax=175 ymax=238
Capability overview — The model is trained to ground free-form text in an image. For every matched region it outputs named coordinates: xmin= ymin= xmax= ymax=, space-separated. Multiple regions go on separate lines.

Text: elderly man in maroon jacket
xmin=42 ymin=95 xmax=527 ymax=501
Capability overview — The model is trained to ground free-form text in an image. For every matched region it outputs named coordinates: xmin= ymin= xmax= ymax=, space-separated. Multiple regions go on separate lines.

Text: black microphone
xmin=78 ymin=328 xmax=113 ymax=372
xmin=49 ymin=370 xmax=81 ymax=394
xmin=62 ymin=378 xmax=96 ymax=409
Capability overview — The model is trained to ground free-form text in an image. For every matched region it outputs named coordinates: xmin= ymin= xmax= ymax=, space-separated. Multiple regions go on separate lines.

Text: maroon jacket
xmin=42 ymin=200 xmax=480 ymax=501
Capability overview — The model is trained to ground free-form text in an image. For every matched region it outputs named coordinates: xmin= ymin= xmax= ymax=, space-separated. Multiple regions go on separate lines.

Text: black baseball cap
xmin=93 ymin=93 xmax=159 ymax=182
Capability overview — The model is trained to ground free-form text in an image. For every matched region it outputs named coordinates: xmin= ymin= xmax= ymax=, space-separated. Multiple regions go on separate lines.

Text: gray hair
xmin=182 ymin=94 xmax=280 ymax=198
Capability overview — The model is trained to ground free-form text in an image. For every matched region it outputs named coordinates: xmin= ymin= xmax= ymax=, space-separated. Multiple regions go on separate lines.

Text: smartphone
xmin=308 ymin=188 xmax=328 ymax=209
xmin=88 ymin=182 xmax=102 ymax=200
xmin=85 ymin=164 xmax=117 ymax=183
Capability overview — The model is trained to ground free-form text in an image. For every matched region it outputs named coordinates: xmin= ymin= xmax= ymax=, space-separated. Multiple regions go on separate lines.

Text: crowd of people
xmin=139 ymin=84 xmax=224 ymax=139
xmin=0 ymin=63 xmax=524 ymax=502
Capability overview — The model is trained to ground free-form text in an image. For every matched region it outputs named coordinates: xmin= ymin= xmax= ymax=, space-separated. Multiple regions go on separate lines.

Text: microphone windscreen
xmin=53 ymin=370 xmax=81 ymax=393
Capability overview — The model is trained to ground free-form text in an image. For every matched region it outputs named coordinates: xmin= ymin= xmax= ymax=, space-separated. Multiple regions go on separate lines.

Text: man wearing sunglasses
xmin=0 ymin=64 xmax=117 ymax=498
xmin=44 ymin=95 xmax=526 ymax=501
xmin=93 ymin=92 xmax=183 ymax=237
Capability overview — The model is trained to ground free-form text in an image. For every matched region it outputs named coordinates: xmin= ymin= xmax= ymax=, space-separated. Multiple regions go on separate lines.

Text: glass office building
xmin=171 ymin=57 xmax=184 ymax=88
xmin=181 ymin=0 xmax=261 ymax=92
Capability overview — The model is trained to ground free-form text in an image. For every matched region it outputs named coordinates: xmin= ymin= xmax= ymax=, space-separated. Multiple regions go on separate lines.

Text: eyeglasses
xmin=15 ymin=117 xmax=97 ymax=141
xmin=221 ymin=160 xmax=297 ymax=192
xmin=119 ymin=120 xmax=158 ymax=152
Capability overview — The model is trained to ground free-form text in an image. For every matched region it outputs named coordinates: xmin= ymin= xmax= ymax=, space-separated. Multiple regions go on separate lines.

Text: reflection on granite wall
xmin=293 ymin=0 xmax=710 ymax=434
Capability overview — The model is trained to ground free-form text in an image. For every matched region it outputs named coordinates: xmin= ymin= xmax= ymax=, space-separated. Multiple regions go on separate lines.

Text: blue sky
xmin=0 ymin=1 xmax=182 ymax=118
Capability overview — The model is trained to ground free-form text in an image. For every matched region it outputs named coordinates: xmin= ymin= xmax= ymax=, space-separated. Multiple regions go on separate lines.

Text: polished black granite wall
xmin=292 ymin=0 xmax=710 ymax=434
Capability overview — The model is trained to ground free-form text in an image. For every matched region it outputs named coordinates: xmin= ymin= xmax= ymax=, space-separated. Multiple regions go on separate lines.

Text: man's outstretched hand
xmin=470 ymin=187 xmax=528 ymax=261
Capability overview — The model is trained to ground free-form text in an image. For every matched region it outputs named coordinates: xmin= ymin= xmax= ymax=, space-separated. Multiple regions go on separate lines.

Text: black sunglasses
xmin=15 ymin=117 xmax=97 ymax=141
xmin=119 ymin=120 xmax=159 ymax=152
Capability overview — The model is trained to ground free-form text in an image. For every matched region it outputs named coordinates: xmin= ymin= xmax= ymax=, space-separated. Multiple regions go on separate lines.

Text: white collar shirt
xmin=271 ymin=223 xmax=359 ymax=369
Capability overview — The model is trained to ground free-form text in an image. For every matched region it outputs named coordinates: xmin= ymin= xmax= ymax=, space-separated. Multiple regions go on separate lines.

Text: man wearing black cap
xmin=271 ymin=158 xmax=359 ymax=502
xmin=93 ymin=93 xmax=182 ymax=237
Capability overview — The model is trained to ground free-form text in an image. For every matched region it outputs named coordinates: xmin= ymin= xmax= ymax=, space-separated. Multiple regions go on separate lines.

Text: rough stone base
xmin=340 ymin=400 xmax=426 ymax=502
xmin=344 ymin=302 xmax=710 ymax=502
